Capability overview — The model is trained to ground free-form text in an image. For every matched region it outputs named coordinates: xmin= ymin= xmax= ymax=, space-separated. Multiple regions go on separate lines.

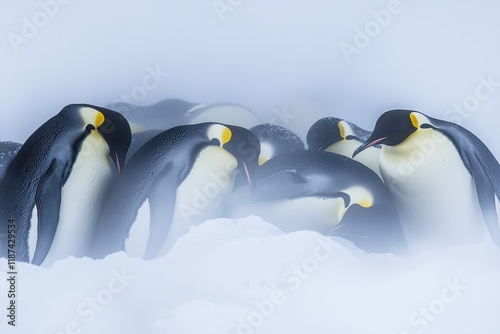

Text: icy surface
xmin=1 ymin=216 xmax=500 ymax=334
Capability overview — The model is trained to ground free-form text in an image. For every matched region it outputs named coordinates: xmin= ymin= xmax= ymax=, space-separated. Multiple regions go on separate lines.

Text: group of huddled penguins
xmin=1 ymin=99 xmax=500 ymax=267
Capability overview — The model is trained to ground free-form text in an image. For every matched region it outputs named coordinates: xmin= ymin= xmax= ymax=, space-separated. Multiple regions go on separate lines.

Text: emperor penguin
xmin=107 ymin=98 xmax=201 ymax=133
xmin=108 ymin=98 xmax=260 ymax=133
xmin=108 ymin=99 xmax=261 ymax=161
xmin=228 ymin=150 xmax=407 ymax=255
xmin=0 ymin=141 xmax=22 ymax=181
xmin=250 ymin=123 xmax=305 ymax=165
xmin=0 ymin=104 xmax=131 ymax=266
xmin=307 ymin=117 xmax=381 ymax=177
xmin=187 ymin=103 xmax=260 ymax=129
xmin=92 ymin=123 xmax=260 ymax=260
xmin=353 ymin=109 xmax=500 ymax=253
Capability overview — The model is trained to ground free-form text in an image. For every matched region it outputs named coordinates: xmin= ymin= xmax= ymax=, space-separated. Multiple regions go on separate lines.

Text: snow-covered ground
xmin=1 ymin=216 xmax=500 ymax=334
xmin=2 ymin=0 xmax=500 ymax=333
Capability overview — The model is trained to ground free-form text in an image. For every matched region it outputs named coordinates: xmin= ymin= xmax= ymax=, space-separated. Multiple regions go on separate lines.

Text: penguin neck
xmin=326 ymin=140 xmax=381 ymax=178
xmin=381 ymin=127 xmax=441 ymax=156
xmin=379 ymin=128 xmax=488 ymax=253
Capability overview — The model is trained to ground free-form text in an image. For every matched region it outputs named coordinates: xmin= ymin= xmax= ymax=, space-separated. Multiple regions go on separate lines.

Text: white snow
xmin=1 ymin=216 xmax=500 ymax=333
xmin=2 ymin=0 xmax=500 ymax=333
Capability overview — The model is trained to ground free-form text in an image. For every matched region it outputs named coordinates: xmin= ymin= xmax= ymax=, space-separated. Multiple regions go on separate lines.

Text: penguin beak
xmin=241 ymin=161 xmax=255 ymax=195
xmin=217 ymin=124 xmax=260 ymax=194
xmin=96 ymin=108 xmax=132 ymax=174
xmin=113 ymin=151 xmax=122 ymax=174
xmin=352 ymin=137 xmax=386 ymax=158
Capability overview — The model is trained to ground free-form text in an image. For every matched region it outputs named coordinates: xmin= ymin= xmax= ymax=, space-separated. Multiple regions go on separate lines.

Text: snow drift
xmin=1 ymin=216 xmax=499 ymax=334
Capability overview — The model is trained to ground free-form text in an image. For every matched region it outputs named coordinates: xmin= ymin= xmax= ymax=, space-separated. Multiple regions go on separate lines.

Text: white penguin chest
xmin=158 ymin=146 xmax=238 ymax=254
xmin=41 ymin=132 xmax=113 ymax=266
xmin=174 ymin=147 xmax=237 ymax=221
xmin=379 ymin=129 xmax=486 ymax=251
xmin=230 ymin=196 xmax=346 ymax=234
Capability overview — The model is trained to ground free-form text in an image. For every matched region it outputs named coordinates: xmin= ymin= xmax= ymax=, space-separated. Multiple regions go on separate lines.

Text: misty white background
xmin=1 ymin=1 xmax=500 ymax=333
xmin=2 ymin=0 xmax=500 ymax=151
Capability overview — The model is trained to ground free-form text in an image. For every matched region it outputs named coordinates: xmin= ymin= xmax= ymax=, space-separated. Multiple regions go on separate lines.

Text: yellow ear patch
xmin=358 ymin=198 xmax=373 ymax=208
xmin=410 ymin=113 xmax=419 ymax=129
xmin=343 ymin=186 xmax=374 ymax=209
xmin=338 ymin=122 xmax=346 ymax=139
xmin=222 ymin=127 xmax=232 ymax=145
xmin=95 ymin=112 xmax=105 ymax=128
xmin=207 ymin=124 xmax=232 ymax=146
xmin=258 ymin=156 xmax=268 ymax=166
xmin=258 ymin=142 xmax=273 ymax=165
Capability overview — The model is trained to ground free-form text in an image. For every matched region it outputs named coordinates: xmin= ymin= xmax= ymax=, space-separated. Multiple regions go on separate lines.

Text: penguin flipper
xmin=469 ymin=152 xmax=500 ymax=247
xmin=31 ymin=159 xmax=67 ymax=265
xmin=229 ymin=170 xmax=309 ymax=205
xmin=426 ymin=119 xmax=500 ymax=246
xmin=144 ymin=165 xmax=178 ymax=260
xmin=251 ymin=170 xmax=312 ymax=202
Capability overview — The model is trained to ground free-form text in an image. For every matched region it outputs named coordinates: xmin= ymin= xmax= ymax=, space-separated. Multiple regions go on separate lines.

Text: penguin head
xmin=307 ymin=117 xmax=368 ymax=151
xmin=250 ymin=123 xmax=305 ymax=165
xmin=307 ymin=117 xmax=344 ymax=150
xmin=68 ymin=104 xmax=132 ymax=173
xmin=353 ymin=109 xmax=424 ymax=157
xmin=206 ymin=123 xmax=233 ymax=147
xmin=330 ymin=185 xmax=375 ymax=223
xmin=327 ymin=181 xmax=408 ymax=256
xmin=205 ymin=123 xmax=261 ymax=189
